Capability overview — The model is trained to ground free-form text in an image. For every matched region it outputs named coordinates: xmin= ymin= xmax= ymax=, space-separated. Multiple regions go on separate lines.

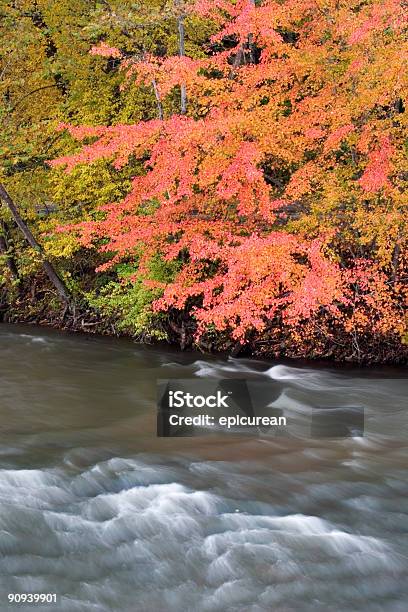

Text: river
xmin=0 ymin=324 xmax=407 ymax=611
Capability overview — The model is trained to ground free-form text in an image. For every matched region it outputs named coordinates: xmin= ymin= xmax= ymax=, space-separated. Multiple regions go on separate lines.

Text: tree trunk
xmin=391 ymin=233 xmax=402 ymax=282
xmin=229 ymin=0 xmax=256 ymax=78
xmin=152 ymin=79 xmax=164 ymax=120
xmin=0 ymin=221 xmax=19 ymax=280
xmin=178 ymin=15 xmax=187 ymax=114
xmin=0 ymin=183 xmax=71 ymax=304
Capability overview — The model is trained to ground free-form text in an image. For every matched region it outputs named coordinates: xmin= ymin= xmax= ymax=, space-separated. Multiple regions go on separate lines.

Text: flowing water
xmin=0 ymin=324 xmax=407 ymax=611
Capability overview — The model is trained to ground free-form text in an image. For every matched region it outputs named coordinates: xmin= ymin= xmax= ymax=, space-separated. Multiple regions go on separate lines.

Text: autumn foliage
xmin=49 ymin=0 xmax=407 ymax=357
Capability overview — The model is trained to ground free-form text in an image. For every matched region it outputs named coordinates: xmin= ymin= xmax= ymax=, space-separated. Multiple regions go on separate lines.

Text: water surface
xmin=0 ymin=324 xmax=407 ymax=611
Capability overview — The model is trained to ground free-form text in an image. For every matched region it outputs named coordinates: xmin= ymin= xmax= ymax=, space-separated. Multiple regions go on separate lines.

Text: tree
xmin=50 ymin=0 xmax=407 ymax=355
xmin=1 ymin=1 xmax=204 ymax=301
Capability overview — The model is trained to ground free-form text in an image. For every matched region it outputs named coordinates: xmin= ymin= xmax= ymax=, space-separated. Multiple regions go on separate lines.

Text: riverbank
xmin=1 ymin=281 xmax=406 ymax=366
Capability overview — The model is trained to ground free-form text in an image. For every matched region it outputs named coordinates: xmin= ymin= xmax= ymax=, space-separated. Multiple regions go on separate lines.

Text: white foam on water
xmin=192 ymin=359 xmax=260 ymax=378
xmin=12 ymin=333 xmax=50 ymax=345
xmin=30 ymin=337 xmax=48 ymax=344
xmin=264 ymin=365 xmax=346 ymax=393
xmin=0 ymin=457 xmax=405 ymax=612
xmin=265 ymin=365 xmax=308 ymax=380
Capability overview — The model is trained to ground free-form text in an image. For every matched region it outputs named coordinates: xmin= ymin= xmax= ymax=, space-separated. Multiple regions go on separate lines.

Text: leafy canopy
xmin=51 ymin=0 xmax=407 ymax=344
